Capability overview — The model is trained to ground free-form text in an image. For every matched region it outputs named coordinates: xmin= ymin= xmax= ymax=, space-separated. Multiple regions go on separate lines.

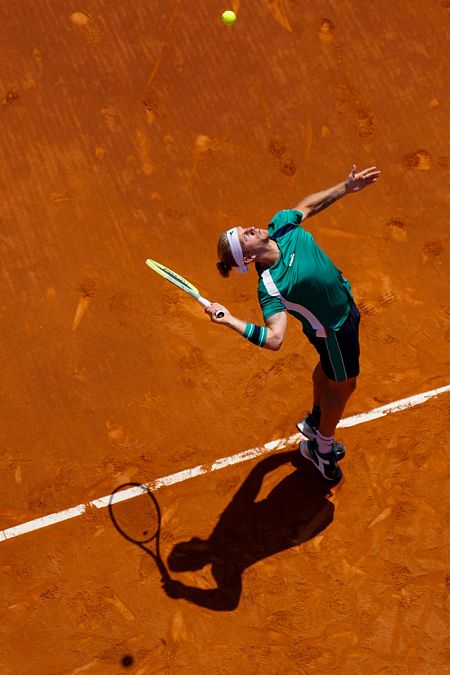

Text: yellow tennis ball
xmin=221 ymin=10 xmax=237 ymax=25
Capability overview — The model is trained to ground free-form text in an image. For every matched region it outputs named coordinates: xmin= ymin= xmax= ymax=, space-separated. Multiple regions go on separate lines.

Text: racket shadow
xmin=164 ymin=450 xmax=335 ymax=611
xmin=108 ymin=483 xmax=172 ymax=585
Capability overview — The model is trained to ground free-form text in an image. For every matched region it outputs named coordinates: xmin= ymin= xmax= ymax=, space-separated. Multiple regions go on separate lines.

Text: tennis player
xmin=206 ymin=164 xmax=381 ymax=483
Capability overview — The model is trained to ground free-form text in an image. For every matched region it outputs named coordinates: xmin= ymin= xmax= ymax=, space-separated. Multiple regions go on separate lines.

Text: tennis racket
xmin=146 ymin=258 xmax=224 ymax=318
xmin=108 ymin=482 xmax=170 ymax=582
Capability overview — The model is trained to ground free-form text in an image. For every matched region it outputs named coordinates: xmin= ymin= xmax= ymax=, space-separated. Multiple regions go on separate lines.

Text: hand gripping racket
xmin=108 ymin=483 xmax=170 ymax=582
xmin=146 ymin=259 xmax=224 ymax=318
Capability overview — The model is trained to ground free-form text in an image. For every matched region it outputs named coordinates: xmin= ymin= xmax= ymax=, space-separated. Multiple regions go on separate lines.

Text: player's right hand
xmin=205 ymin=303 xmax=230 ymax=323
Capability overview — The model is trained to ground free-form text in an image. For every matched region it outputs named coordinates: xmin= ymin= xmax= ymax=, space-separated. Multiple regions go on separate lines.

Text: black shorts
xmin=304 ymin=303 xmax=361 ymax=382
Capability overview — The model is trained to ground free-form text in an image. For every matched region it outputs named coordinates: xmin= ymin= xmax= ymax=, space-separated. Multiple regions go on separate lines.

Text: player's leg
xmin=318 ymin=376 xmax=357 ymax=437
xmin=300 ymin=303 xmax=360 ymax=481
xmin=313 ymin=360 xmax=329 ymax=407
xmin=297 ymin=362 xmax=327 ymax=438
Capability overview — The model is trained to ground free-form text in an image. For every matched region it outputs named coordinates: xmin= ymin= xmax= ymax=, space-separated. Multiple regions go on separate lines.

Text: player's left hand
xmin=345 ymin=164 xmax=381 ymax=193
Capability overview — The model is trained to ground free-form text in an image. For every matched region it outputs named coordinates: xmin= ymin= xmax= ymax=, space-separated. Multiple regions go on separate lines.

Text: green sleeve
xmin=268 ymin=209 xmax=303 ymax=237
xmin=258 ymin=286 xmax=285 ymax=321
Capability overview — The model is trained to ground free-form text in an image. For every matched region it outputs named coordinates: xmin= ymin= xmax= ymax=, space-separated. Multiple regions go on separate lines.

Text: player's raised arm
xmin=295 ymin=164 xmax=381 ymax=221
xmin=205 ymin=304 xmax=287 ymax=352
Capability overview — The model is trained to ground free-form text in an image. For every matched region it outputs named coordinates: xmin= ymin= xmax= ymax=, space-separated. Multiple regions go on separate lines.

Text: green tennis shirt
xmin=257 ymin=210 xmax=353 ymax=337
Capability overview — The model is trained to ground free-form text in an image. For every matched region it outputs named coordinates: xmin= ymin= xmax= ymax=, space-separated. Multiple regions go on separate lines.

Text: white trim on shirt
xmin=261 ymin=269 xmax=327 ymax=338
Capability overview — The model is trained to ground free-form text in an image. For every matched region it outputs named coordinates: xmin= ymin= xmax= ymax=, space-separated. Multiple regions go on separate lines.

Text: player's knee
xmin=329 ymin=377 xmax=357 ymax=396
xmin=346 ymin=377 xmax=357 ymax=393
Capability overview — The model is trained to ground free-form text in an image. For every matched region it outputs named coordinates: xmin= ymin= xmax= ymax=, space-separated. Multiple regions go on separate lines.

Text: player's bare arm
xmin=295 ymin=164 xmax=381 ymax=220
xmin=205 ymin=305 xmax=287 ymax=351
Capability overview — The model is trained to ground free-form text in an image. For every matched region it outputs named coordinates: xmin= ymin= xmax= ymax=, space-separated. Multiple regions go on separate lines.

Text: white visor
xmin=226 ymin=228 xmax=248 ymax=273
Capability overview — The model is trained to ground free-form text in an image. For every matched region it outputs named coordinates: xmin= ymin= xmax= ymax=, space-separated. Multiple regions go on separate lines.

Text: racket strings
xmin=111 ymin=492 xmax=160 ymax=544
xmin=146 ymin=260 xmax=198 ymax=295
xmin=165 ymin=268 xmax=191 ymax=289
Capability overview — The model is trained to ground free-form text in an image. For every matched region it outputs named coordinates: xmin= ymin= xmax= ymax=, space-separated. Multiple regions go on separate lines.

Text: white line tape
xmin=1 ymin=505 xmax=87 ymax=541
xmin=338 ymin=385 xmax=450 ymax=427
xmin=1 ymin=384 xmax=449 ymax=542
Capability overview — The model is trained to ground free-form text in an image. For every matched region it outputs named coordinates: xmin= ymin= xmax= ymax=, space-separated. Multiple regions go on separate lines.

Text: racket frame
xmin=146 ymin=259 xmax=224 ymax=318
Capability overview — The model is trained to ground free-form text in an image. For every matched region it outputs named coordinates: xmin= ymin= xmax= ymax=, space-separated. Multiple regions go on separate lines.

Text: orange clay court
xmin=0 ymin=1 xmax=449 ymax=673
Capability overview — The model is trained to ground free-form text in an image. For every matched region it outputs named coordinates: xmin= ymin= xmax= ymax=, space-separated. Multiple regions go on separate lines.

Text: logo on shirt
xmin=289 ymin=253 xmax=295 ymax=267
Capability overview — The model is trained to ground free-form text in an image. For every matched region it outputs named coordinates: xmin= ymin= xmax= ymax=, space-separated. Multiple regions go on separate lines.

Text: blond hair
xmin=216 ymin=232 xmax=236 ymax=277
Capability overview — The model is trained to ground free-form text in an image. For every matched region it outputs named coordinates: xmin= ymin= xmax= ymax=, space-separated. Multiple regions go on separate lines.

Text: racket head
xmin=146 ymin=259 xmax=200 ymax=298
xmin=108 ymin=482 xmax=161 ymax=545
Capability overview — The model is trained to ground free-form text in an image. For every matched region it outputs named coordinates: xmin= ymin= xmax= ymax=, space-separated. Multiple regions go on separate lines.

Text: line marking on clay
xmin=1 ymin=384 xmax=449 ymax=542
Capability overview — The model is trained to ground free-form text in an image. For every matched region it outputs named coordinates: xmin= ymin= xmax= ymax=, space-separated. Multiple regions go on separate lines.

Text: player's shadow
xmin=163 ymin=449 xmax=336 ymax=611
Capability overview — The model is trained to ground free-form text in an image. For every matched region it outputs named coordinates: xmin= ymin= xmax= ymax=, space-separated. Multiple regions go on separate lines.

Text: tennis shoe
xmin=296 ymin=411 xmax=320 ymax=439
xmin=296 ymin=412 xmax=319 ymax=440
xmin=297 ymin=415 xmax=346 ymax=461
xmin=300 ymin=439 xmax=343 ymax=483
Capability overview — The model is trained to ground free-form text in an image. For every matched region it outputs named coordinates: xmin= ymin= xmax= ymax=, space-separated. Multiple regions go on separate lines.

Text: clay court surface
xmin=1 ymin=0 xmax=449 ymax=673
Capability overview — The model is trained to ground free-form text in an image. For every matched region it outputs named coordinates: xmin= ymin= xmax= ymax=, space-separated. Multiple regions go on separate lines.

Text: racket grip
xmin=198 ymin=296 xmax=225 ymax=319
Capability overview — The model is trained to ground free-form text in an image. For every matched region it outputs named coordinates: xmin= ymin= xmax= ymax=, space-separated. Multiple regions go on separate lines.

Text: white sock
xmin=317 ymin=431 xmax=333 ymax=454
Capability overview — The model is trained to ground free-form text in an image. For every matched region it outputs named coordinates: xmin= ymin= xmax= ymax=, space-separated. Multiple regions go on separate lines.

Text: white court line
xmin=1 ymin=384 xmax=449 ymax=543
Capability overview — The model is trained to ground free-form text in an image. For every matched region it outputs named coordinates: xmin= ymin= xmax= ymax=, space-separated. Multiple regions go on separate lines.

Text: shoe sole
xmin=300 ymin=442 xmax=343 ymax=483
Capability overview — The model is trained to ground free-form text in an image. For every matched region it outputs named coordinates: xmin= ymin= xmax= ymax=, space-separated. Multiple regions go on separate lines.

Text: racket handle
xmin=198 ymin=296 xmax=225 ymax=319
